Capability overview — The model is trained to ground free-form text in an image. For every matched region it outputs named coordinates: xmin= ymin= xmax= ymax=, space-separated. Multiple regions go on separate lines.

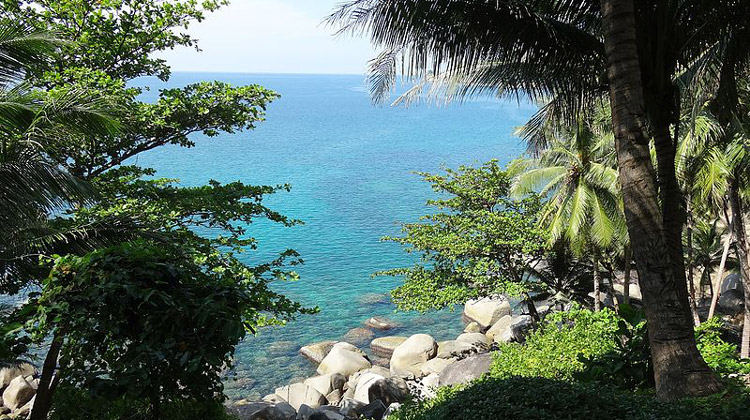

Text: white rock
xmin=370 ymin=336 xmax=407 ymax=359
xmin=436 ymin=340 xmax=476 ymax=359
xmin=389 ymin=334 xmax=438 ymax=377
xmin=304 ymin=373 xmax=346 ymax=397
xmin=420 ymin=357 xmax=457 ymax=376
xmin=274 ymin=382 xmax=327 ymax=411
xmin=485 ymin=315 xmax=513 ymax=340
xmin=494 ymin=329 xmax=514 ymax=344
xmin=0 ymin=364 xmax=35 ymax=390
xmin=463 ymin=297 xmax=511 ymax=328
xmin=353 ymin=372 xmax=386 ymax=404
xmin=13 ymin=395 xmax=34 ymax=419
xmin=300 ymin=341 xmax=338 ymax=365
xmin=2 ymin=376 xmax=35 ymax=411
xmin=463 ymin=322 xmax=482 ymax=333
xmin=456 ymin=333 xmax=490 ymax=346
xmin=317 ymin=345 xmax=371 ymax=377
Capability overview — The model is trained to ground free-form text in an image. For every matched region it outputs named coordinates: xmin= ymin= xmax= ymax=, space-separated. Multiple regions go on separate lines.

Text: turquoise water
xmin=132 ymin=73 xmax=535 ymax=400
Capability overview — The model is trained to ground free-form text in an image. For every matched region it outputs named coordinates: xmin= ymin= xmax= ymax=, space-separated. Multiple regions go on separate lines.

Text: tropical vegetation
xmin=0 ymin=0 xmax=750 ymax=419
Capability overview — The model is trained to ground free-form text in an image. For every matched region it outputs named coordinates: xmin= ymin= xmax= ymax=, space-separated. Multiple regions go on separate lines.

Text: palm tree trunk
xmin=31 ymin=334 xmax=63 ymax=420
xmin=708 ymin=204 xmax=734 ymax=320
xmin=600 ymin=0 xmax=723 ymax=400
xmin=728 ymin=176 xmax=750 ymax=358
xmin=593 ymin=252 xmax=601 ymax=311
xmin=623 ymin=245 xmax=632 ymax=304
xmin=686 ymin=202 xmax=701 ymax=325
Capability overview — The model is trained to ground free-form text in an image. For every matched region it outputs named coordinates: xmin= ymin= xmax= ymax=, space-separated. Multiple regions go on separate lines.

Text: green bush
xmin=388 ymin=377 xmax=750 ymax=420
xmin=696 ymin=317 xmax=750 ymax=376
xmin=51 ymin=386 xmax=238 ymax=420
xmin=490 ymin=306 xmax=620 ymax=380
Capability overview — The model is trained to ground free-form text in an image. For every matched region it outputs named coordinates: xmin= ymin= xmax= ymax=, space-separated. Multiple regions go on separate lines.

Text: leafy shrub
xmin=51 ymin=385 xmax=237 ymax=420
xmin=388 ymin=377 xmax=750 ymax=420
xmin=696 ymin=317 xmax=750 ymax=376
xmin=576 ymin=304 xmax=653 ymax=389
xmin=490 ymin=306 xmax=620 ymax=380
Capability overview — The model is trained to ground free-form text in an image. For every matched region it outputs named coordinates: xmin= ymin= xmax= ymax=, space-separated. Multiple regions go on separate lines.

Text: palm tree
xmin=0 ymin=23 xmax=133 ymax=293
xmin=512 ymin=118 xmax=625 ymax=312
xmin=329 ymin=0 xmax=740 ymax=399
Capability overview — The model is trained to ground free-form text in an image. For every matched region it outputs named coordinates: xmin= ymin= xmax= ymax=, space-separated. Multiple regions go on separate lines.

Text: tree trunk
xmin=593 ymin=253 xmax=601 ymax=311
xmin=599 ymin=0 xmax=723 ymax=400
xmin=686 ymin=202 xmax=701 ymax=325
xmin=623 ymin=245 xmax=632 ymax=304
xmin=708 ymin=205 xmax=734 ymax=320
xmin=31 ymin=334 xmax=63 ymax=420
xmin=728 ymin=176 xmax=750 ymax=358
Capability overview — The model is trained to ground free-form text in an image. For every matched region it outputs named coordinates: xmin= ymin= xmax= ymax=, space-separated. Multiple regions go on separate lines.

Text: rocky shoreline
xmin=227 ymin=296 xmax=538 ymax=420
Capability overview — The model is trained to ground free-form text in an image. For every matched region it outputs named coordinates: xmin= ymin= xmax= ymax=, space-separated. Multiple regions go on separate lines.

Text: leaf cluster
xmin=379 ymin=161 xmax=547 ymax=312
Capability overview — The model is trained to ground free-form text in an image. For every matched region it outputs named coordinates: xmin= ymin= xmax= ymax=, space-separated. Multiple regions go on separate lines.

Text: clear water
xmin=129 ymin=72 xmax=535 ymax=400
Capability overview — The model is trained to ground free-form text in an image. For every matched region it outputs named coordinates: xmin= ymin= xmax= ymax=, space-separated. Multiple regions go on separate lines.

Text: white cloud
xmin=157 ymin=0 xmax=377 ymax=74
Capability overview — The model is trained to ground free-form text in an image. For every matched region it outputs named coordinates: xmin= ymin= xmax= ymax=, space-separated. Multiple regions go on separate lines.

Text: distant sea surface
xmin=131 ymin=72 xmax=536 ymax=400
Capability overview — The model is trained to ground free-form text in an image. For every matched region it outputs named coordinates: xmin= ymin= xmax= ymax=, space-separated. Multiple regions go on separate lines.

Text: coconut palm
xmin=329 ymin=0 xmax=750 ymax=398
xmin=0 ymin=22 xmax=134 ymax=293
xmin=512 ymin=117 xmax=625 ymax=311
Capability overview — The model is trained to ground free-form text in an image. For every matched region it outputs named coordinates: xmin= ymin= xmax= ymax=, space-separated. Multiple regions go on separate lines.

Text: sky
xmin=157 ymin=0 xmax=377 ymax=75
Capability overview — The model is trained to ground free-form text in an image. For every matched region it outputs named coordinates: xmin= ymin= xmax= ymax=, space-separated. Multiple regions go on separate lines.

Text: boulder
xmin=456 ymin=333 xmax=490 ymax=347
xmin=325 ymin=389 xmax=342 ymax=406
xmin=230 ymin=402 xmax=296 ymax=420
xmin=485 ymin=315 xmax=513 ymax=340
xmin=359 ymin=400 xmax=387 ymax=420
xmin=493 ymin=329 xmax=514 ymax=344
xmin=263 ymin=394 xmax=287 ymax=404
xmin=332 ymin=342 xmax=366 ymax=356
xmin=721 ymin=273 xmax=743 ymax=293
xmin=463 ymin=322 xmax=482 ymax=333
xmin=0 ymin=364 xmax=35 ymax=390
xmin=297 ymin=404 xmax=316 ymax=420
xmin=418 ymin=373 xmax=440 ymax=400
xmin=510 ymin=315 xmax=534 ymax=343
xmin=353 ymin=372 xmax=386 ymax=403
xmin=339 ymin=399 xmax=366 ymax=418
xmin=370 ymin=336 xmax=407 ymax=359
xmin=613 ymin=282 xmax=642 ymax=300
xmin=389 ymin=334 xmax=438 ymax=377
xmin=463 ymin=297 xmax=511 ymax=329
xmin=304 ymin=374 xmax=346 ymax=397
xmin=2 ymin=376 xmax=35 ymax=411
xmin=275 ymin=383 xmax=327 ymax=411
xmin=14 ymin=395 xmax=34 ymax=419
xmin=364 ymin=317 xmax=399 ymax=331
xmin=309 ymin=410 xmax=345 ymax=420
xmin=719 ymin=289 xmax=745 ymax=315
xmin=367 ymin=366 xmax=392 ymax=378
xmin=367 ymin=377 xmax=410 ymax=406
xmin=420 ymin=357 xmax=456 ymax=376
xmin=436 ymin=340 xmax=476 ymax=359
xmin=439 ymin=353 xmax=492 ymax=387
xmin=317 ymin=344 xmax=371 ymax=377
xmin=300 ymin=341 xmax=338 ymax=365
xmin=342 ymin=328 xmax=376 ymax=347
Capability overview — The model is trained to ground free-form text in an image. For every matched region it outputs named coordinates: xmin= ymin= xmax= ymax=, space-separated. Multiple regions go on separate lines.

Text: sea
xmin=131 ymin=72 xmax=536 ymax=400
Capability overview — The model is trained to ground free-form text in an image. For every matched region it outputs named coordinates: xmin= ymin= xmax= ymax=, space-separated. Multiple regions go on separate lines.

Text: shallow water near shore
xmin=131 ymin=72 xmax=535 ymax=399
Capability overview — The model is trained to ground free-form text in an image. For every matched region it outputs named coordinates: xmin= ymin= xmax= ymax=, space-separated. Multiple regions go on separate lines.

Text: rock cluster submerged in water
xmin=229 ymin=298 xmax=539 ymax=420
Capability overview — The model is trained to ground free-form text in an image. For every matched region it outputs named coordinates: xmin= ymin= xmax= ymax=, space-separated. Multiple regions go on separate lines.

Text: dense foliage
xmin=388 ymin=377 xmax=750 ymax=420
xmin=27 ymin=242 xmax=290 ymax=414
xmin=51 ymin=386 xmax=237 ymax=420
xmin=490 ymin=307 xmax=620 ymax=380
xmin=379 ymin=161 xmax=547 ymax=312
